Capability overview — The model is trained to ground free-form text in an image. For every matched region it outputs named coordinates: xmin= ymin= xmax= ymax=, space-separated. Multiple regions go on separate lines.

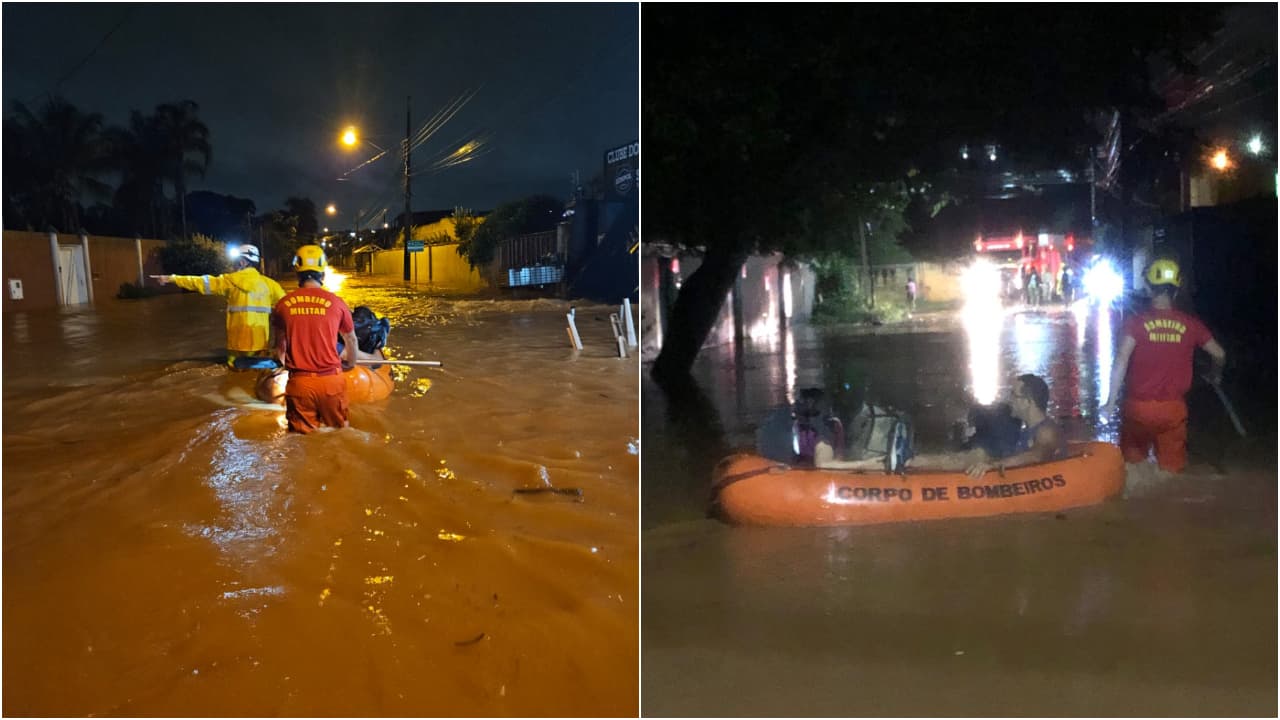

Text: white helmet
xmin=238 ymin=244 xmax=260 ymax=264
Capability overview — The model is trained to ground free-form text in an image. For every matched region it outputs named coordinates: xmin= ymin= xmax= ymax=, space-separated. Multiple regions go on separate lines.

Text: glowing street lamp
xmin=1210 ymin=148 xmax=1231 ymax=172
xmin=337 ymin=99 xmax=414 ymax=282
xmin=326 ymin=203 xmax=337 ymax=216
xmin=1247 ymin=135 xmax=1264 ymax=156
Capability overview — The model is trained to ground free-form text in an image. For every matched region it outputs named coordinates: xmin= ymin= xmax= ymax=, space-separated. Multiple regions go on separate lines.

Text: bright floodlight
xmin=1248 ymin=135 xmax=1264 ymax=155
xmin=1082 ymin=260 xmax=1123 ymax=305
xmin=961 ymin=258 xmax=1001 ymax=307
xmin=341 ymin=127 xmax=358 ymax=146
xmin=1211 ymin=149 xmax=1230 ymax=171
xmin=227 ymin=246 xmax=241 ymax=259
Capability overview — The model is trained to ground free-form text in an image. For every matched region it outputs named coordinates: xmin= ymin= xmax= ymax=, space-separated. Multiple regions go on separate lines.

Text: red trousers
xmin=285 ymin=373 xmax=349 ymax=434
xmin=1120 ymin=399 xmax=1188 ymax=472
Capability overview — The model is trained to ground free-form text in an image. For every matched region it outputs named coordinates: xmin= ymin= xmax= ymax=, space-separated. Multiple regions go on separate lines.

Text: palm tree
xmin=105 ymin=111 xmax=168 ymax=238
xmin=153 ymin=100 xmax=211 ymax=241
xmin=4 ymin=97 xmax=111 ymax=231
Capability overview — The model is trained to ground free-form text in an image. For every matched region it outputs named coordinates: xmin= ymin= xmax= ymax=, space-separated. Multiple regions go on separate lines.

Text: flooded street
xmin=4 ymin=277 xmax=638 ymax=717
xmin=642 ymin=305 xmax=1275 ymax=716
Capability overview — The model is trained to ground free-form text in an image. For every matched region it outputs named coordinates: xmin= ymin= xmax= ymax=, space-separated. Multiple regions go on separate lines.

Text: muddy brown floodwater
xmin=642 ymin=304 xmax=1275 ymax=717
xmin=4 ymin=276 xmax=638 ymax=717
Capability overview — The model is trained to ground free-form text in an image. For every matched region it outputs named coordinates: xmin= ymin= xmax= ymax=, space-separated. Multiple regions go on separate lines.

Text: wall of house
xmin=641 ymin=251 xmax=816 ymax=361
xmin=914 ymin=261 xmax=963 ymax=303
xmin=2 ymin=231 xmax=167 ymax=312
xmin=365 ymin=242 xmax=485 ymax=291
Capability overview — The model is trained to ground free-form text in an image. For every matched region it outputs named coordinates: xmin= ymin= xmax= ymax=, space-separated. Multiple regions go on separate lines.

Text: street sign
xmin=407 ymin=240 xmax=425 ymax=253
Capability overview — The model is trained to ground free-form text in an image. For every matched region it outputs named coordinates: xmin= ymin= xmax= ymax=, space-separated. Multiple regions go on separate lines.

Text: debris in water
xmin=954 ymin=650 xmax=965 ymax=656
xmin=405 ymin=469 xmax=418 ymax=481
xmin=410 ymin=378 xmax=433 ymax=397
xmin=454 ymin=632 xmax=486 ymax=647
xmin=318 ymin=588 xmax=331 ymax=605
xmin=538 ymin=465 xmax=551 ymax=486
xmin=364 ymin=508 xmax=374 ymax=516
xmin=436 ymin=466 xmax=457 ymax=481
xmin=364 ymin=576 xmax=394 ymax=585
xmin=437 ymin=531 xmax=466 ymax=542
xmin=399 ymin=496 xmax=408 ymax=502
xmin=514 ymin=487 xmax=584 ymax=502
xmin=334 ymin=539 xmax=342 ymax=547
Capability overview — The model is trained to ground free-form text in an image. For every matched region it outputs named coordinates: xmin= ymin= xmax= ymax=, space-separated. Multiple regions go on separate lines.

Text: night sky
xmin=2 ymin=3 xmax=638 ymax=223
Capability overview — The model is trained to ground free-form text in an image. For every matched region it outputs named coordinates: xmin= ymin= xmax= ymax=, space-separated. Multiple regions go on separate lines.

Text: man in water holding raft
xmin=272 ymin=245 xmax=358 ymax=433
xmin=151 ymin=243 xmax=286 ymax=369
xmin=820 ymin=374 xmax=1065 ymax=478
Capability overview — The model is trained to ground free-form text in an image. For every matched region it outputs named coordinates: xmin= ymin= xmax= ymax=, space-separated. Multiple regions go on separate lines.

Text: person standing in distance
xmin=272 ymin=245 xmax=358 ymax=434
xmin=1101 ymin=259 xmax=1226 ymax=473
xmin=152 ymin=244 xmax=286 ymax=369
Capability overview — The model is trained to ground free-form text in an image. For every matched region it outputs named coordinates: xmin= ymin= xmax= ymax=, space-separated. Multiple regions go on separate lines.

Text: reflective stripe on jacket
xmin=171 ymin=268 xmax=287 ymax=352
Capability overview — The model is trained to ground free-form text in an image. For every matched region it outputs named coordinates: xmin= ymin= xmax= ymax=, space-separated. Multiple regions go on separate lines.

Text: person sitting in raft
xmin=961 ymin=401 xmax=1024 ymax=460
xmin=756 ymin=388 xmax=845 ymax=467
xmin=338 ymin=306 xmax=392 ymax=364
xmin=822 ymin=373 xmax=1066 ymax=478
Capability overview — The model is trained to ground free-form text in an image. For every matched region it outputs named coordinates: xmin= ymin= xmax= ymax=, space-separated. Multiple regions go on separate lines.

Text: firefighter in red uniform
xmin=1101 ymin=259 xmax=1226 ymax=472
xmin=272 ymin=245 xmax=358 ymax=433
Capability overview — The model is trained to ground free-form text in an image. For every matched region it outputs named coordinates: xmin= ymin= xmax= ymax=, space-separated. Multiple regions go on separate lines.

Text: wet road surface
xmin=4 ymin=277 xmax=638 ymax=717
xmin=642 ymin=304 xmax=1275 ymax=716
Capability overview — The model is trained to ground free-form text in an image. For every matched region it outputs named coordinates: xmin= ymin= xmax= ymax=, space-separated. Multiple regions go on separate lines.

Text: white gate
xmin=58 ymin=244 xmax=89 ymax=305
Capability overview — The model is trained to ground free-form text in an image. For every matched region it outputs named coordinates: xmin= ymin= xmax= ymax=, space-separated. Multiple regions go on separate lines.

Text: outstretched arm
xmin=969 ymin=422 xmax=1064 ymax=478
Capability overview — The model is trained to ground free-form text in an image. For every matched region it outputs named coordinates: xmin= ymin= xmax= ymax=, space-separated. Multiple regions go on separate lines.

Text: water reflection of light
xmin=782 ymin=325 xmax=797 ymax=406
xmin=1096 ymin=306 xmax=1113 ymax=408
xmin=747 ymin=276 xmax=778 ymax=343
xmin=187 ymin=415 xmax=285 ymax=572
xmin=962 ymin=302 xmax=1003 ymax=404
xmin=1071 ymin=299 xmax=1089 ymax=346
xmin=782 ymin=271 xmax=794 ymax=319
xmin=1012 ymin=312 xmax=1050 ymax=377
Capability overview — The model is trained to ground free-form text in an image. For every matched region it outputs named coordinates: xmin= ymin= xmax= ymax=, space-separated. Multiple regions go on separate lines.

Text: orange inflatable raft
xmin=711 ymin=442 xmax=1124 ymax=527
xmin=253 ymin=361 xmax=395 ymax=405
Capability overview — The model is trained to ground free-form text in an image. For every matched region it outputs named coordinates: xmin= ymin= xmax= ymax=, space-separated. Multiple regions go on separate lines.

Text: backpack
xmin=846 ymin=403 xmax=915 ymax=472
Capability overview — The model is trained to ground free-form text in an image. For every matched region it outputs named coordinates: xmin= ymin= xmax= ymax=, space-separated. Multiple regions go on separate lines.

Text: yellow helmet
xmin=1146 ymin=259 xmax=1181 ymax=288
xmin=293 ymin=244 xmax=327 ymax=271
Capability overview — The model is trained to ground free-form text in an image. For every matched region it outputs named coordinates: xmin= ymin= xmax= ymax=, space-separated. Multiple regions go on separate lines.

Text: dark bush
xmin=116 ymin=281 xmax=165 ymax=299
xmin=158 ymin=240 xmax=227 ymax=276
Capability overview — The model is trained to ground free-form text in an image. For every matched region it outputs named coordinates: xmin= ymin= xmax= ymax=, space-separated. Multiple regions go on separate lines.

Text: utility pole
xmin=403 ymin=95 xmax=412 ymax=282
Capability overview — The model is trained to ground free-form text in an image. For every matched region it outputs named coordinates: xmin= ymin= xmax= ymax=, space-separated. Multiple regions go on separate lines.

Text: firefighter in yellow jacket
xmin=151 ymin=244 xmax=287 ymax=369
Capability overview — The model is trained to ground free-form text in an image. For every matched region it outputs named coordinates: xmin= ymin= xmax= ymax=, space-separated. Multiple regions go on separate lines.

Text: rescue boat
xmin=711 ymin=442 xmax=1124 ymax=527
xmin=250 ymin=357 xmax=395 ymax=405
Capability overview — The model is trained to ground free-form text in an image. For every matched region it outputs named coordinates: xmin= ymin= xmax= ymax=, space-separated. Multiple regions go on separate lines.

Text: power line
xmin=42 ymin=8 xmax=135 ymax=101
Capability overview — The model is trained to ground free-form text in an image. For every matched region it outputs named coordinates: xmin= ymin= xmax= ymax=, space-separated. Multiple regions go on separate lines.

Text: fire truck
xmin=973 ymin=230 xmax=1087 ymax=303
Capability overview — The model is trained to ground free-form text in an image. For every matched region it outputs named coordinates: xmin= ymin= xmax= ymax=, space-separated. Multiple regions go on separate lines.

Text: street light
xmin=326 ymin=204 xmax=337 ymax=216
xmin=1211 ymin=148 xmax=1231 ymax=172
xmin=338 ymin=101 xmax=414 ymax=282
xmin=1247 ymin=135 xmax=1264 ymax=156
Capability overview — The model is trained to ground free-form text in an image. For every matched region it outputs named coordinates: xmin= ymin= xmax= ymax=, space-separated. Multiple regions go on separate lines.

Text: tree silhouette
xmin=105 ymin=110 xmax=168 ymax=238
xmin=154 ymin=100 xmax=211 ymax=241
xmin=4 ymin=97 xmax=111 ymax=231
